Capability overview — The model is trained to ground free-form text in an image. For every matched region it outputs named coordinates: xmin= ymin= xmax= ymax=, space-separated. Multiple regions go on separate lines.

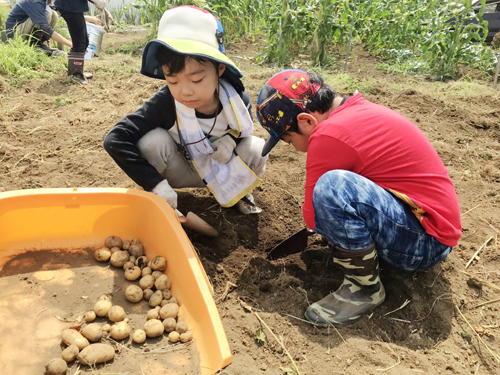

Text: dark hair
xmin=155 ymin=45 xmax=220 ymax=75
xmin=288 ymin=73 xmax=337 ymax=134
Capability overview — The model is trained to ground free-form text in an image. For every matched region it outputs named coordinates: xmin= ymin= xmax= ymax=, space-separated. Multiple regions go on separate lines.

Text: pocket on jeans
xmin=378 ymin=248 xmax=424 ymax=272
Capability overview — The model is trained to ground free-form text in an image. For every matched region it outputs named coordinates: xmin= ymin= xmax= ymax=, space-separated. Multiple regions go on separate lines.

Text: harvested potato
xmin=45 ymin=358 xmax=67 ymax=375
xmin=135 ymin=255 xmax=149 ymax=269
xmin=108 ymin=305 xmax=126 ymax=322
xmin=84 ymin=311 xmax=96 ymax=322
xmin=131 ymin=238 xmax=142 ymax=245
xmin=82 ymin=323 xmax=102 ymax=342
xmin=155 ymin=274 xmax=170 ymax=290
xmin=151 ymin=256 xmax=167 ymax=271
xmin=139 ymin=275 xmax=155 ymax=290
xmin=129 ymin=255 xmax=136 ymax=264
xmin=168 ymin=297 xmax=178 ymax=305
xmin=122 ymin=240 xmax=131 ymax=250
xmin=132 ymin=329 xmax=146 ymax=344
xmin=168 ymin=331 xmax=180 ymax=343
xmin=110 ymin=246 xmax=122 ymax=254
xmin=159 ymin=303 xmax=179 ymax=320
xmin=129 ymin=243 xmax=144 ymax=258
xmin=180 ymin=331 xmax=193 ymax=343
xmin=162 ymin=289 xmax=172 ymax=300
xmin=123 ymin=261 xmax=135 ymax=271
xmin=94 ymin=247 xmax=111 ymax=262
xmin=110 ymin=320 xmax=131 ymax=340
xmin=105 ymin=235 xmax=123 ymax=249
xmin=125 ymin=266 xmax=141 ymax=281
xmin=175 ymin=321 xmax=188 ymax=334
xmin=142 ymin=266 xmax=152 ymax=277
xmin=163 ymin=317 xmax=177 ymax=333
xmin=160 ymin=299 xmax=168 ymax=307
xmin=125 ymin=285 xmax=143 ymax=303
xmin=61 ymin=344 xmax=79 ymax=362
xmin=94 ymin=299 xmax=112 ymax=317
xmin=149 ymin=290 xmax=163 ymax=307
xmin=99 ymin=294 xmax=112 ymax=301
xmin=110 ymin=251 xmax=129 ymax=268
xmin=61 ymin=329 xmax=89 ymax=350
xmin=151 ymin=270 xmax=163 ymax=280
xmin=102 ymin=324 xmax=111 ymax=333
xmin=143 ymin=288 xmax=154 ymax=301
xmin=144 ymin=319 xmax=164 ymax=338
xmin=147 ymin=306 xmax=160 ymax=320
xmin=77 ymin=343 xmax=115 ymax=365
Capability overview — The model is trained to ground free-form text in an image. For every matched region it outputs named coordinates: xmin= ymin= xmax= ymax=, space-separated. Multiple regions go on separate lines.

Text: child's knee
xmin=236 ymin=136 xmax=268 ymax=176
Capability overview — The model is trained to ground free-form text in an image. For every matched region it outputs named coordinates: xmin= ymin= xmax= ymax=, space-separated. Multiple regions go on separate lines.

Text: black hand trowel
xmin=267 ymin=227 xmax=315 ymax=260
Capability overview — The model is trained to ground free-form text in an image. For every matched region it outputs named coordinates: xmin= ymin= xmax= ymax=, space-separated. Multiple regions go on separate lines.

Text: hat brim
xmin=262 ymin=135 xmax=280 ymax=157
xmin=141 ymin=38 xmax=242 ymax=81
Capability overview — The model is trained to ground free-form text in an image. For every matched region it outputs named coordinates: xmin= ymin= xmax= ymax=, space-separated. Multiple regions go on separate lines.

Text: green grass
xmin=0 ymin=37 xmax=66 ymax=81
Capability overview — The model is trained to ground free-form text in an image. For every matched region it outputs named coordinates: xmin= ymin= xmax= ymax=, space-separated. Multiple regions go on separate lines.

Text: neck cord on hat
xmin=174 ymin=76 xmax=221 ymax=156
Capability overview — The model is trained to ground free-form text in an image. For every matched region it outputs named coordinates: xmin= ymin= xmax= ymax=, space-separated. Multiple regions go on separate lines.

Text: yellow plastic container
xmin=0 ymin=187 xmax=231 ymax=374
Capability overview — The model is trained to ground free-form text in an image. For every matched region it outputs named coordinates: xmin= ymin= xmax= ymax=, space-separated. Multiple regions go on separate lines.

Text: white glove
xmin=91 ymin=0 xmax=107 ymax=11
xmin=152 ymin=180 xmax=178 ymax=209
xmin=211 ymin=135 xmax=236 ymax=164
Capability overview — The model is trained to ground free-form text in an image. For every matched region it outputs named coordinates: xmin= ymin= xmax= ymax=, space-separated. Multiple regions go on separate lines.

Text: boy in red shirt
xmin=257 ymin=70 xmax=461 ymax=326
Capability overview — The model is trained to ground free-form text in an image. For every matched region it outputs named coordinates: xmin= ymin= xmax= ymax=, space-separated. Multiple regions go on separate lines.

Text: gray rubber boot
xmin=304 ymin=243 xmax=385 ymax=326
xmin=67 ymin=51 xmax=88 ymax=84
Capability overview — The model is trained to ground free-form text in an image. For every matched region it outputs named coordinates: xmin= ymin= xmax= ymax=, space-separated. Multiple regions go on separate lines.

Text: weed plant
xmin=0 ymin=37 xmax=66 ymax=81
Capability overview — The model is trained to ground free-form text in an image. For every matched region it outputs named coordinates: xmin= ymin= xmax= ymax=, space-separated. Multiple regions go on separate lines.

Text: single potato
xmin=94 ymin=299 xmax=112 ymax=317
xmin=110 ymin=321 xmax=131 ymax=340
xmin=61 ymin=344 xmax=79 ymax=362
xmin=144 ymin=319 xmax=164 ymax=338
xmin=180 ymin=331 xmax=193 ymax=343
xmin=45 ymin=358 xmax=67 ymax=375
xmin=168 ymin=331 xmax=180 ymax=343
xmin=159 ymin=303 xmax=179 ymax=320
xmin=125 ymin=285 xmax=143 ymax=303
xmin=82 ymin=323 xmax=102 ymax=342
xmin=61 ymin=329 xmax=89 ymax=350
xmin=110 ymin=250 xmax=129 ymax=268
xmin=105 ymin=235 xmax=123 ymax=249
xmin=163 ymin=317 xmax=177 ymax=333
xmin=132 ymin=329 xmax=147 ymax=344
xmin=77 ymin=343 xmax=115 ymax=365
xmin=150 ymin=256 xmax=167 ymax=271
xmin=108 ymin=305 xmax=126 ymax=322
xmin=94 ymin=247 xmax=111 ymax=262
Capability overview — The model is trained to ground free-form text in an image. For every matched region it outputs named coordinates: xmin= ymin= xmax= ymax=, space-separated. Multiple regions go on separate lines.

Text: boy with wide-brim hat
xmin=104 ymin=5 xmax=268 ymax=215
xmin=256 ymin=69 xmax=461 ymax=326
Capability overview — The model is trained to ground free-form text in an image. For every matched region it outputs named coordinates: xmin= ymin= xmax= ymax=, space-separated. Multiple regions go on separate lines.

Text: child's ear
xmin=297 ymin=113 xmax=318 ymax=131
xmin=218 ymin=64 xmax=226 ymax=77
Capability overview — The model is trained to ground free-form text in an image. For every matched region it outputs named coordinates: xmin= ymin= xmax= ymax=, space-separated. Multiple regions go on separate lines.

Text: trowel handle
xmin=175 ymin=209 xmax=188 ymax=224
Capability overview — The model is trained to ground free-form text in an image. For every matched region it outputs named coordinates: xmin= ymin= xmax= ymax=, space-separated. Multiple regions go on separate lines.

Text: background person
xmin=53 ymin=0 xmax=106 ymax=84
xmin=5 ymin=0 xmax=71 ymax=56
xmin=256 ymin=69 xmax=462 ymax=326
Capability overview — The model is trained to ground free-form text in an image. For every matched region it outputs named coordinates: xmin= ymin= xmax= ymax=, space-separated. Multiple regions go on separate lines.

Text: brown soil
xmin=1 ymin=29 xmax=500 ymax=375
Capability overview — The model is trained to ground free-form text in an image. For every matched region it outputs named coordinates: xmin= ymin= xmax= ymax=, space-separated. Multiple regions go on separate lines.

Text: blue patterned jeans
xmin=312 ymin=170 xmax=452 ymax=272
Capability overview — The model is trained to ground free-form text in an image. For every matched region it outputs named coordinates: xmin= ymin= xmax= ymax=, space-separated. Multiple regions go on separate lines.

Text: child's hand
xmin=211 ymin=135 xmax=236 ymax=164
xmin=152 ymin=180 xmax=178 ymax=209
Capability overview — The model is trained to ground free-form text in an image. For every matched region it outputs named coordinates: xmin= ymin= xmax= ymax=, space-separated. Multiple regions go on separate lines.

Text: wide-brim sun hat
xmin=141 ymin=5 xmax=244 ymax=92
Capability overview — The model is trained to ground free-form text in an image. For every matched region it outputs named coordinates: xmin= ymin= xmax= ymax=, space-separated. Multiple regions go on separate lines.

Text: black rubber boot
xmin=304 ymin=243 xmax=385 ymax=326
xmin=67 ymin=51 xmax=88 ymax=84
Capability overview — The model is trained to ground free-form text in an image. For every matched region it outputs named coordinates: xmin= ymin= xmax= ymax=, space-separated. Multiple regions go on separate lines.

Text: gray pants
xmin=15 ymin=10 xmax=58 ymax=40
xmin=137 ymin=128 xmax=268 ymax=189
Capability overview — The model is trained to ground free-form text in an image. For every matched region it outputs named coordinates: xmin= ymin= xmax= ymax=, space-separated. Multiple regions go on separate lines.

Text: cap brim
xmin=141 ymin=38 xmax=242 ymax=80
xmin=262 ymin=135 xmax=280 ymax=157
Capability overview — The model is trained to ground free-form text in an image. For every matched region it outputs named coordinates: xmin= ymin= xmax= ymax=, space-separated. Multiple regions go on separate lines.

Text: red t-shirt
xmin=304 ymin=93 xmax=462 ymax=247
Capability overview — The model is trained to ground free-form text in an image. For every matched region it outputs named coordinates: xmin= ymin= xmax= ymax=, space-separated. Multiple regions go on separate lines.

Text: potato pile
xmin=45 ymin=235 xmax=193 ymax=374
xmin=94 ymin=235 xmax=194 ymax=345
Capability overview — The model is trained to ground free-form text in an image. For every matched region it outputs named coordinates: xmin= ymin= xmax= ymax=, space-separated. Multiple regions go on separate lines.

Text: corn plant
xmin=420 ymin=0 xmax=489 ymax=78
